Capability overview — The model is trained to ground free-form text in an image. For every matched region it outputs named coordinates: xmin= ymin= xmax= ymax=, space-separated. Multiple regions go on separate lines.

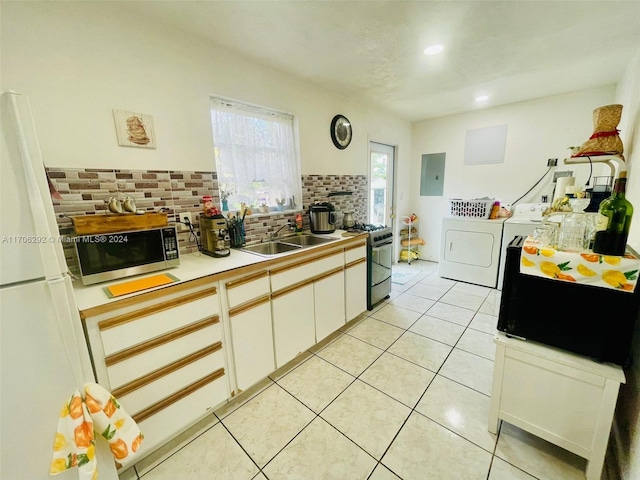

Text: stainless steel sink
xmin=279 ymin=234 xmax=337 ymax=246
xmin=242 ymin=242 xmax=301 ymax=256
xmin=240 ymin=234 xmax=337 ymax=256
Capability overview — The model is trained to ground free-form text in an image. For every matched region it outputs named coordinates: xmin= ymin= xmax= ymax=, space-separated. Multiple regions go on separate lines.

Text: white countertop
xmin=71 ymin=230 xmax=362 ymax=311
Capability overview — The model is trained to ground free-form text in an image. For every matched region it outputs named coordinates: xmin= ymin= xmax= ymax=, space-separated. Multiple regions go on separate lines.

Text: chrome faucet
xmin=267 ymin=220 xmax=294 ymax=241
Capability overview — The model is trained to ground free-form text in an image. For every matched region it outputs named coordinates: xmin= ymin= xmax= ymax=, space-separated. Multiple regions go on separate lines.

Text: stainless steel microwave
xmin=73 ymin=226 xmax=179 ymax=285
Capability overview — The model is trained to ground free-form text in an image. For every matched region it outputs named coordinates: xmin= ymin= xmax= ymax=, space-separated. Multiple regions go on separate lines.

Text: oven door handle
xmin=371 ymin=241 xmax=393 ymax=252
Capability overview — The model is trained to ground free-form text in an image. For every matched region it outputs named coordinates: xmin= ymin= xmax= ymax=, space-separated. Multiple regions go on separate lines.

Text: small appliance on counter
xmin=73 ymin=226 xmax=180 ymax=285
xmin=309 ymin=202 xmax=336 ymax=233
xmin=342 ymin=211 xmax=356 ymax=229
xmin=199 ymin=215 xmax=230 ymax=257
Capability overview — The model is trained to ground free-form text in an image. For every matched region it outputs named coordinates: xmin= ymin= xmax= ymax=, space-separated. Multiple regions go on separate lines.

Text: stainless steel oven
xmin=354 ymin=224 xmax=393 ymax=310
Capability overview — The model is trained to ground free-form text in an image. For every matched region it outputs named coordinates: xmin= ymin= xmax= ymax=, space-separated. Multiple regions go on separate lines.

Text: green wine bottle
xmin=592 ymin=171 xmax=633 ymax=256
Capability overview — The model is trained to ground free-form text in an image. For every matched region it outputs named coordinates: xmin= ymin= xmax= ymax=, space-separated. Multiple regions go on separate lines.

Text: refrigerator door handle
xmin=8 ymin=94 xmax=62 ymax=280
xmin=46 ymin=276 xmax=94 ymax=385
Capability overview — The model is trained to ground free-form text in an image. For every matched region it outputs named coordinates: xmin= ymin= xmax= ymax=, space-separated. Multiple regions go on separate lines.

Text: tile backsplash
xmin=302 ymin=174 xmax=368 ymax=228
xmin=46 ymin=167 xmax=368 ymax=271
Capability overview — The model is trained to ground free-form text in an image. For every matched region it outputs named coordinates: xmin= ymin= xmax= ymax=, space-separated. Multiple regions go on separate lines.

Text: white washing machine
xmin=497 ymin=203 xmax=549 ymax=289
xmin=439 ymin=216 xmax=506 ymax=288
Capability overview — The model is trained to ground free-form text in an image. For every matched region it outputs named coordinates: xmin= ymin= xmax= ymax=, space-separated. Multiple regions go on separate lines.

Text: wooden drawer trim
xmin=345 ymin=257 xmax=367 ymax=269
xmin=312 ymin=266 xmax=345 ymax=283
xmin=270 ymin=250 xmax=342 ymax=276
xmin=225 ymin=271 xmax=269 ymax=290
xmin=213 ymin=235 xmax=368 ymax=282
xmin=344 ymin=241 xmax=367 ymax=252
xmin=271 ymin=279 xmax=314 ymax=300
xmin=228 ymin=294 xmax=271 ymax=317
xmin=105 ymin=315 xmax=219 ymax=366
xmin=111 ymin=342 xmax=223 ymax=398
xmin=98 ymin=287 xmax=218 ymax=331
xmin=132 ymin=368 xmax=225 ymax=423
xmin=80 ymin=277 xmax=216 ymax=319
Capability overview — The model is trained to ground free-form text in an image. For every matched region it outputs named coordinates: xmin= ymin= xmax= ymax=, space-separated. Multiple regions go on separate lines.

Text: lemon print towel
xmin=519 ymin=236 xmax=639 ymax=292
xmin=51 ymin=383 xmax=143 ymax=479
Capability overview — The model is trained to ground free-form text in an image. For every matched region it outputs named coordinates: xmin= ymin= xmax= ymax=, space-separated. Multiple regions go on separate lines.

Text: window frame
xmin=210 ymin=96 xmax=302 ymax=212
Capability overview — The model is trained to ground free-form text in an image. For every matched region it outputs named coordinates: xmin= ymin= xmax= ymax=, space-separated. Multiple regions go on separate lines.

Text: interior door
xmin=369 ymin=142 xmax=395 ymax=227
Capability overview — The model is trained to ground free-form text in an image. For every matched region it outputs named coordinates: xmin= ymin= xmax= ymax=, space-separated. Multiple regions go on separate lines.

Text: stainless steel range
xmin=349 ymin=223 xmax=393 ymax=310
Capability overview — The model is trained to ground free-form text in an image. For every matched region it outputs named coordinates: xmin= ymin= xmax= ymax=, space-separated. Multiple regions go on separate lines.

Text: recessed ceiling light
xmin=424 ymin=44 xmax=444 ymax=56
xmin=475 ymin=95 xmax=490 ymax=102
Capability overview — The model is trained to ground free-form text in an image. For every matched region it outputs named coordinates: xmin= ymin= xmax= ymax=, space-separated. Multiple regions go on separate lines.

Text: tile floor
xmin=123 ymin=261 xmax=607 ymax=480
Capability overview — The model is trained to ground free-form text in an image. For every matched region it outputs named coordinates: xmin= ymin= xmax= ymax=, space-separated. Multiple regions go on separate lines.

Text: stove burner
xmin=353 ymin=223 xmax=387 ymax=232
xmin=349 ymin=223 xmax=393 ymax=246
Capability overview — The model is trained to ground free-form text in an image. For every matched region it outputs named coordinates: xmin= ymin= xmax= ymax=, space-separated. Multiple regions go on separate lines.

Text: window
xmin=210 ymin=97 xmax=301 ymax=211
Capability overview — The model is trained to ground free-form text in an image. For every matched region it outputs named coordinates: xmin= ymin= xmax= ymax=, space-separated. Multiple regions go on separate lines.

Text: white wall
xmin=618 ymin=49 xmax=640 ymax=250
xmin=612 ymin=47 xmax=640 ymax=480
xmin=411 ymin=86 xmax=616 ymax=260
xmin=0 ymin=2 xmax=411 ymax=192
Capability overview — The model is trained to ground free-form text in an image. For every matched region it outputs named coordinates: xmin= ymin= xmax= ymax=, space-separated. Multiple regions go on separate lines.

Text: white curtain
xmin=210 ymin=97 xmax=301 ymax=209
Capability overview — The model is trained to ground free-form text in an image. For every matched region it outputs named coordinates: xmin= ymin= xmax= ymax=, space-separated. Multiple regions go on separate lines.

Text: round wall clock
xmin=330 ymin=114 xmax=352 ymax=150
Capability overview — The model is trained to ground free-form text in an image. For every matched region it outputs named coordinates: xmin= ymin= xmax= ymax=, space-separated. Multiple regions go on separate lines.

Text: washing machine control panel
xmin=511 ymin=203 xmax=549 ymax=220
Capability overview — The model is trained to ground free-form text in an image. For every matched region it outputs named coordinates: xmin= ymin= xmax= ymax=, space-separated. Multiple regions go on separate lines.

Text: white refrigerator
xmin=0 ymin=92 xmax=118 ymax=479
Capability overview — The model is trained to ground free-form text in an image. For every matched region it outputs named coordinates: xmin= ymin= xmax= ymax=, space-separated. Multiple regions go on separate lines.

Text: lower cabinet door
xmin=229 ymin=297 xmax=275 ymax=391
xmin=315 ymin=270 xmax=346 ymax=341
xmin=135 ymin=374 xmax=227 ymax=460
xmin=271 ymin=282 xmax=315 ymax=368
xmin=345 ymin=260 xmax=367 ymax=321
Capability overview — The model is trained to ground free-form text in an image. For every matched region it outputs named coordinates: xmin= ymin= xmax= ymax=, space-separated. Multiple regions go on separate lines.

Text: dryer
xmin=439 ymin=216 xmax=506 ymax=288
xmin=497 ymin=203 xmax=549 ymax=290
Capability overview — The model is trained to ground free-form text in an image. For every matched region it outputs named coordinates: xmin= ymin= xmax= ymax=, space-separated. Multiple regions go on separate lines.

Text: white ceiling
xmin=123 ymin=1 xmax=640 ymax=121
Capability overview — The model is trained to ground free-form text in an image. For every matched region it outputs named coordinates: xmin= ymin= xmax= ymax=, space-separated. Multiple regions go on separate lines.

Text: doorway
xmin=369 ymin=142 xmax=395 ymax=227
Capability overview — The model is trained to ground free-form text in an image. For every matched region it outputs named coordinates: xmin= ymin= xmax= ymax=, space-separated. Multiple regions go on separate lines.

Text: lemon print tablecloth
xmin=519 ymin=236 xmax=639 ymax=293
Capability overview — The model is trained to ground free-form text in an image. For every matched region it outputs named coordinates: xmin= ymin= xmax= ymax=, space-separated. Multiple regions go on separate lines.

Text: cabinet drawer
xmin=345 ymin=244 xmax=367 ymax=264
xmin=100 ymin=290 xmax=218 ymax=356
xmin=134 ymin=372 xmax=227 ymax=459
xmin=225 ymin=271 xmax=270 ymax=308
xmin=106 ymin=319 xmax=221 ymax=388
xmin=271 ymin=252 xmax=343 ymax=291
xmin=117 ymin=349 xmax=225 ymax=416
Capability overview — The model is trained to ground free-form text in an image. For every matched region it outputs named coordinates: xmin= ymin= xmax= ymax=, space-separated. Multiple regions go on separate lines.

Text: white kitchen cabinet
xmin=489 ymin=333 xmax=625 ymax=480
xmin=80 ymin=276 xmax=228 ymax=462
xmin=314 ymin=267 xmax=346 ymax=341
xmin=344 ymin=243 xmax=367 ymax=321
xmin=76 ymin=234 xmax=371 ymax=469
xmin=271 ymin=249 xmax=346 ymax=350
xmin=224 ymin=271 xmax=275 ymax=392
xmin=228 ymin=297 xmax=274 ymax=391
xmin=271 ymin=280 xmax=315 ymax=367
